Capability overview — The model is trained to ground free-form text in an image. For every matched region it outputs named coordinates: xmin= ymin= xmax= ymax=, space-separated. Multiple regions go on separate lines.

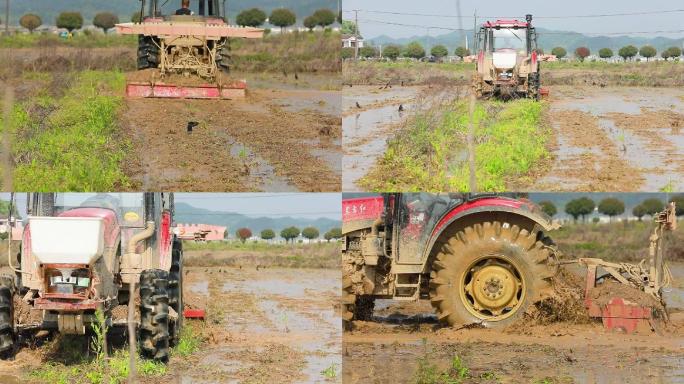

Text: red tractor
xmin=0 ymin=193 xmax=183 ymax=362
xmin=473 ymin=14 xmax=544 ymax=100
xmin=342 ymin=193 xmax=559 ymax=329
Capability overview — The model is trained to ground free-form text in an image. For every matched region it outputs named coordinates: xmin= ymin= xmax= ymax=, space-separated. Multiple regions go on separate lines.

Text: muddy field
xmin=1 ymin=46 xmax=341 ymax=192
xmin=532 ymin=85 xmax=684 ymax=192
xmin=0 ymin=266 xmax=341 ymax=384
xmin=123 ymin=70 xmax=341 ymax=192
xmin=343 ymin=84 xmax=463 ymax=191
xmin=343 ymin=69 xmax=684 ymax=192
xmin=343 ymin=262 xmax=684 ymax=384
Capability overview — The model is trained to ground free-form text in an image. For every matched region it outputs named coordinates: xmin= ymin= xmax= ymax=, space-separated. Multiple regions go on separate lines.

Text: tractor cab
xmin=140 ymin=0 xmax=227 ymax=22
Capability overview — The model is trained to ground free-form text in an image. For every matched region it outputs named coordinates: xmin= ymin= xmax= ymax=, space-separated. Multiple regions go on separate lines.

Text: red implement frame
xmin=583 ymin=265 xmax=653 ymax=333
xmin=126 ymin=81 xmax=247 ymax=99
xmin=183 ymin=309 xmax=206 ymax=320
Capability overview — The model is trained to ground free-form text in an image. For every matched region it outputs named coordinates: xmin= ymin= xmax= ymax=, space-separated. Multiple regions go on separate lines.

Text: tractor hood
xmin=492 ymin=49 xmax=518 ymax=69
xmin=28 ymin=216 xmax=105 ymax=265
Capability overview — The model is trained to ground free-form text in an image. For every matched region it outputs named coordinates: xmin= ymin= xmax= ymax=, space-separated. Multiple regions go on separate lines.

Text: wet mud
xmin=343 ymin=262 xmax=684 ymax=384
xmin=122 ymin=73 xmax=341 ymax=192
xmin=534 ymin=86 xmax=684 ymax=192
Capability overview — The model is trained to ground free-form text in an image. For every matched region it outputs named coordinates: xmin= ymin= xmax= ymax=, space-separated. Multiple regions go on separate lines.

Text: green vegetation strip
xmin=0 ymin=33 xmax=136 ymax=48
xmin=29 ymin=315 xmax=204 ymax=384
xmin=9 ymin=70 xmax=130 ymax=191
xmin=360 ymin=99 xmax=549 ymax=192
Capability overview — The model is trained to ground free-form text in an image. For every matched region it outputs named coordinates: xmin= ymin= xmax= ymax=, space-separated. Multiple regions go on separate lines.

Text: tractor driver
xmin=176 ymin=0 xmax=193 ymax=15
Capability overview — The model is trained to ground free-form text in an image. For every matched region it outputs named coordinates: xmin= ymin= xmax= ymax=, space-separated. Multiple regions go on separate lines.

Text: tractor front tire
xmin=342 ymin=276 xmax=375 ymax=330
xmin=429 ymin=221 xmax=557 ymax=329
xmin=168 ymin=238 xmax=183 ymax=347
xmin=528 ymin=73 xmax=541 ymax=101
xmin=0 ymin=275 xmax=15 ymax=359
xmin=139 ymin=269 xmax=170 ymax=363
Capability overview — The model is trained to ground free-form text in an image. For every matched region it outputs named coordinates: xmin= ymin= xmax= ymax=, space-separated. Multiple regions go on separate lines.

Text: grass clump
xmin=9 ymin=70 xmax=130 ymax=190
xmin=413 ymin=354 xmax=471 ymax=384
xmin=173 ymin=322 xmax=203 ymax=357
xmin=361 ymin=98 xmax=549 ymax=192
xmin=0 ymin=33 xmax=136 ymax=49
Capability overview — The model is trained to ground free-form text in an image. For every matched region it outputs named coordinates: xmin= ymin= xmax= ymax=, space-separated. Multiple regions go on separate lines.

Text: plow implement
xmin=116 ymin=13 xmax=263 ymax=100
xmin=561 ymin=203 xmax=676 ymax=333
xmin=125 ymin=79 xmax=247 ymax=99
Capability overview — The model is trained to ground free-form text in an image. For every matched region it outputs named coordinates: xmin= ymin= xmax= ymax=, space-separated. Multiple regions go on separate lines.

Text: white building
xmin=342 ymin=34 xmax=364 ymax=49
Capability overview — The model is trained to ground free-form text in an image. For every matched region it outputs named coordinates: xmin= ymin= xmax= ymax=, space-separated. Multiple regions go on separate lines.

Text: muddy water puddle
xmin=342 ymin=86 xmax=420 ymax=190
xmin=540 ymin=86 xmax=684 ymax=191
xmin=213 ymin=131 xmax=298 ymax=191
xmin=217 ymin=269 xmax=341 ymax=383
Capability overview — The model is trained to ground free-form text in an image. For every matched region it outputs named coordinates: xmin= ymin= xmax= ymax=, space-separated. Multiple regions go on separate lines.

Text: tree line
xmin=233 ymin=226 xmax=342 ymax=243
xmin=551 ymin=45 xmax=682 ymax=62
xmin=538 ymin=195 xmax=684 ymax=223
xmin=343 ymin=40 xmax=472 ymax=61
xmin=17 ymin=6 xmax=340 ymax=34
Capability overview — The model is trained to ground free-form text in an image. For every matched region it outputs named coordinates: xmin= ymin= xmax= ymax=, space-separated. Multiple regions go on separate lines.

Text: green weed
xmin=321 ymin=363 xmax=338 ymax=378
xmin=361 ymin=98 xmax=549 ymax=192
xmin=173 ymin=322 xmax=203 ymax=357
xmin=10 ymin=70 xmax=130 ymax=190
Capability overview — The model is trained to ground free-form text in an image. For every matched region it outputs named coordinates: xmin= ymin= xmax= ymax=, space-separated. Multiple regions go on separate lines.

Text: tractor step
xmin=125 ymin=80 xmax=247 ymax=99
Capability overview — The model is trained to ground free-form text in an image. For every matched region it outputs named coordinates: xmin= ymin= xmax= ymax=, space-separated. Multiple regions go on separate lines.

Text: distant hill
xmin=9 ymin=0 xmax=337 ymax=26
xmin=174 ymin=202 xmax=341 ymax=236
xmin=366 ymin=29 xmax=684 ymax=55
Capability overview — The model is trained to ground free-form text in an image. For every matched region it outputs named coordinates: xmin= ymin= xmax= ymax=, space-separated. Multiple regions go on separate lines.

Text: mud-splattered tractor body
xmin=115 ymin=0 xmax=263 ymax=99
xmin=342 ymin=193 xmax=559 ymax=329
xmin=0 ymin=193 xmax=184 ymax=362
xmin=473 ymin=14 xmax=541 ymax=100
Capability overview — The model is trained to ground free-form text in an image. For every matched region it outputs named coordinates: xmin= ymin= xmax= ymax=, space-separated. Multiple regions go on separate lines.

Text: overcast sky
xmin=343 ymin=0 xmax=684 ymax=39
xmin=1 ymin=193 xmax=341 ymax=220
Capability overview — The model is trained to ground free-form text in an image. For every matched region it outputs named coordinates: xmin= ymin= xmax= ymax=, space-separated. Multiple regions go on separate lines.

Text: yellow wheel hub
xmin=462 ymin=258 xmax=524 ymax=320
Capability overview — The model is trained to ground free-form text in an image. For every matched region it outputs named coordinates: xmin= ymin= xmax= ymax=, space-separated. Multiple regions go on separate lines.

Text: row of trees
xmin=234 ymin=226 xmax=342 ymax=243
xmin=551 ymin=45 xmax=683 ymax=62
xmin=20 ymin=12 xmax=120 ymax=33
xmin=343 ymin=41 xmax=472 ymax=61
xmin=235 ymin=7 xmax=338 ymax=31
xmin=538 ymin=196 xmax=684 ymax=222
xmin=19 ymin=7 xmax=341 ymax=34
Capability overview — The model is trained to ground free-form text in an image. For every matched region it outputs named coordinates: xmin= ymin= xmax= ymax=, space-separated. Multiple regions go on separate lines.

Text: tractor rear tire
xmin=137 ymin=36 xmax=160 ymax=70
xmin=139 ymin=269 xmax=170 ymax=363
xmin=342 ymin=276 xmax=375 ymax=330
xmin=168 ymin=238 xmax=183 ymax=347
xmin=0 ymin=275 xmax=15 ymax=359
xmin=429 ymin=221 xmax=557 ymax=329
xmin=216 ymin=43 xmax=231 ymax=74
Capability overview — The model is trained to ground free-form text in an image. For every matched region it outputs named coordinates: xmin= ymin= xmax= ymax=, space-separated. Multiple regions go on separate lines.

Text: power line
xmin=359 ymin=19 xmax=684 ymax=37
xmin=344 ymin=8 xmax=684 ymax=19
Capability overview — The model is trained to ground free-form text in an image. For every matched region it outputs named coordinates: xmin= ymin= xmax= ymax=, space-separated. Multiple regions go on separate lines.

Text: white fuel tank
xmin=29 ymin=217 xmax=104 ymax=265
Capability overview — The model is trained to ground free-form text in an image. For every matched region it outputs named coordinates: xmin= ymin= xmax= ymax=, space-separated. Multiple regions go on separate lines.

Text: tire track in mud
xmin=343 ymin=298 xmax=684 ymax=384
xmin=121 ymin=83 xmax=341 ymax=192
xmin=534 ymin=86 xmax=684 ymax=192
xmin=171 ymin=267 xmax=341 ymax=384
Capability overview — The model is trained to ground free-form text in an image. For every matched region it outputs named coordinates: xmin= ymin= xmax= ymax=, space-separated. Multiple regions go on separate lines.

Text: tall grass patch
xmin=10 ymin=70 xmax=130 ymax=190
xmin=361 ymin=98 xmax=549 ymax=191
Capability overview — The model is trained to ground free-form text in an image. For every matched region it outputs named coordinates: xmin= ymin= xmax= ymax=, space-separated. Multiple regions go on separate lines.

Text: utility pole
xmin=4 ymin=0 xmax=9 ymax=35
xmin=353 ymin=9 xmax=360 ymax=60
